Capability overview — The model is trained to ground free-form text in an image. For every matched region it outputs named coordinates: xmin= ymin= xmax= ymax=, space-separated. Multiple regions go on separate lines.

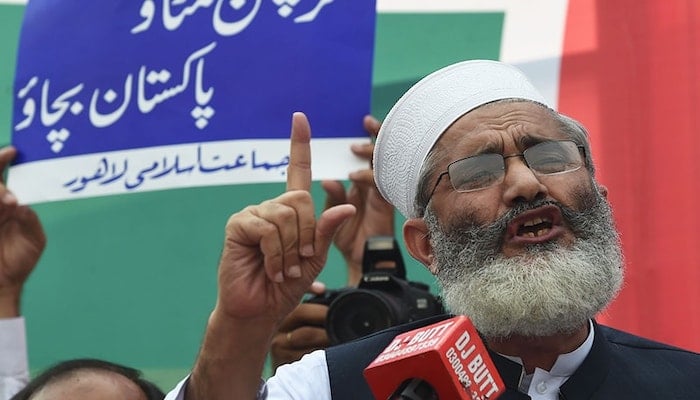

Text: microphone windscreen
xmin=364 ymin=316 xmax=504 ymax=399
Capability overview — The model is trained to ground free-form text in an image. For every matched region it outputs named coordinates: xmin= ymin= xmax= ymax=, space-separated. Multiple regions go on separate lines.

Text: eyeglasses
xmin=428 ymin=140 xmax=586 ymax=201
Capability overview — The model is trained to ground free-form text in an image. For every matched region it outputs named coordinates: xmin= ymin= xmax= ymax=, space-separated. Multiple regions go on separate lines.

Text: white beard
xmin=425 ymin=192 xmax=624 ymax=338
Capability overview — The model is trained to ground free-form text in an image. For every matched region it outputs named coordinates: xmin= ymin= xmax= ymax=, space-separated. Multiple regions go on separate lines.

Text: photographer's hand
xmin=186 ymin=113 xmax=355 ymax=400
xmin=321 ymin=115 xmax=394 ymax=285
xmin=0 ymin=146 xmax=46 ymax=318
xmin=270 ymin=281 xmax=329 ymax=371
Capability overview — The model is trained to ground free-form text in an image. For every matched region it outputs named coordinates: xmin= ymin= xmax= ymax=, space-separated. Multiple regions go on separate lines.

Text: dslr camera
xmin=305 ymin=236 xmax=444 ymax=345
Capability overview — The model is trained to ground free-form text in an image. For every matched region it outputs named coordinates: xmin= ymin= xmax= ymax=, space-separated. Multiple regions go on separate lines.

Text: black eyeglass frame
xmin=426 ymin=140 xmax=587 ymax=203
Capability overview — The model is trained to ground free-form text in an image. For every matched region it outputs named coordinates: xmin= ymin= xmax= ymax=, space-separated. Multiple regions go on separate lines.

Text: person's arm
xmin=0 ymin=146 xmax=47 ymax=400
xmin=184 ymin=113 xmax=355 ymax=400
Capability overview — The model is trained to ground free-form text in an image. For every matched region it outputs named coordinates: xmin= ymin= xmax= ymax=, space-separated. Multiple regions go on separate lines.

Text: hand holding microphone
xmin=364 ymin=316 xmax=504 ymax=400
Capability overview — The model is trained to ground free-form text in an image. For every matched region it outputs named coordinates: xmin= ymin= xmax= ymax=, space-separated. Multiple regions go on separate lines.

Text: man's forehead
xmin=438 ymin=101 xmax=559 ymax=146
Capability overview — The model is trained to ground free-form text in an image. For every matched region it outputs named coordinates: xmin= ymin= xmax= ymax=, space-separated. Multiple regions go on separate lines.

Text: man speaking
xmin=165 ymin=60 xmax=700 ymax=399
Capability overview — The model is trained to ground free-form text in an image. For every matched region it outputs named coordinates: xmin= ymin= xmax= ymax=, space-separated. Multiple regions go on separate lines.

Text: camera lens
xmin=326 ymin=289 xmax=404 ymax=344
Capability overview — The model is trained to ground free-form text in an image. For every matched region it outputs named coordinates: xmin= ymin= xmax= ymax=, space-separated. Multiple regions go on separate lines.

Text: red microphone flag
xmin=363 ymin=316 xmax=504 ymax=399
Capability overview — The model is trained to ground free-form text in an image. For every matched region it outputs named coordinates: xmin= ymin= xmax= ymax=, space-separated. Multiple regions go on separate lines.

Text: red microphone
xmin=363 ymin=316 xmax=505 ymax=400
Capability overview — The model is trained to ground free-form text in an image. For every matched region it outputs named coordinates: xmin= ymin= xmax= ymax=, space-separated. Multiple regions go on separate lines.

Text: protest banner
xmin=8 ymin=0 xmax=375 ymax=203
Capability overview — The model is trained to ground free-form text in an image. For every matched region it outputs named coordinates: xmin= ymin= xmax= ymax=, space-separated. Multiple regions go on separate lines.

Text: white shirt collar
xmin=499 ymin=320 xmax=595 ymax=399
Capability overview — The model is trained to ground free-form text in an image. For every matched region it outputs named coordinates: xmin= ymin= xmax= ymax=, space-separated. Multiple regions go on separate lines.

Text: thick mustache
xmin=446 ymin=199 xmax=587 ymax=253
xmin=438 ymin=185 xmax=607 ymax=255
xmin=450 ymin=199 xmax=565 ymax=231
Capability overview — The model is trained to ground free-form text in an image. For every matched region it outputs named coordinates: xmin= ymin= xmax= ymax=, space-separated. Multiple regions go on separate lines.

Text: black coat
xmin=326 ymin=315 xmax=700 ymax=399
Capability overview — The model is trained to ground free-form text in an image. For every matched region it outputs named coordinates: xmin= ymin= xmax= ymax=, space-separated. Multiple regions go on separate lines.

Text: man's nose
xmin=501 ymin=156 xmax=548 ymax=206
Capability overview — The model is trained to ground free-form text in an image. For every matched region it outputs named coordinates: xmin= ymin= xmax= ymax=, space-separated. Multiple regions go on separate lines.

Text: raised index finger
xmin=0 ymin=146 xmax=17 ymax=184
xmin=286 ymin=112 xmax=312 ymax=192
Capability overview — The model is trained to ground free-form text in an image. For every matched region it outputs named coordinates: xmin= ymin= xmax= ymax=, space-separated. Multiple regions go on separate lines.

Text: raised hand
xmin=321 ymin=115 xmax=394 ymax=285
xmin=213 ymin=113 xmax=356 ymax=324
xmin=268 ymin=116 xmax=396 ymax=370
xmin=0 ymin=146 xmax=46 ymax=318
xmin=267 ymin=116 xmax=396 ymax=370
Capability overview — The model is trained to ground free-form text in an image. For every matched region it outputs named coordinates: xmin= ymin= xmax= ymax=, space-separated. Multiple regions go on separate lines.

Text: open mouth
xmin=506 ymin=205 xmax=564 ymax=244
xmin=517 ymin=217 xmax=553 ymax=238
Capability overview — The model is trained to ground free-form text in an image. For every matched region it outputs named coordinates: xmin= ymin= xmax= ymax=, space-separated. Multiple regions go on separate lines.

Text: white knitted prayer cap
xmin=373 ymin=60 xmax=550 ymax=218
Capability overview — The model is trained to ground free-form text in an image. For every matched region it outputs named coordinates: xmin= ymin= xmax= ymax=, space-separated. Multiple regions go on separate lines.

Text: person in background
xmin=10 ymin=358 xmax=164 ymax=400
xmin=0 ymin=146 xmax=45 ymax=400
xmin=269 ymin=115 xmax=395 ymax=371
xmin=0 ymin=146 xmax=164 ymax=400
xmin=166 ymin=60 xmax=700 ymax=400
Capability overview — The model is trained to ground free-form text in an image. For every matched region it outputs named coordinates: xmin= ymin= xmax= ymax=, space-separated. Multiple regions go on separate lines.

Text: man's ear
xmin=598 ymin=183 xmax=608 ymax=198
xmin=403 ymin=218 xmax=436 ymax=273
